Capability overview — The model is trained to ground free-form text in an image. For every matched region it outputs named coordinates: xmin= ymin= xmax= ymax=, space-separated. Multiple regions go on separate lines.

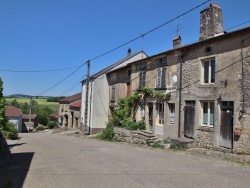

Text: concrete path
xmin=1 ymin=133 xmax=250 ymax=188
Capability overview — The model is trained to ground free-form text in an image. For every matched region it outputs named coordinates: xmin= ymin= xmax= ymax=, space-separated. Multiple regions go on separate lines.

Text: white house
xmin=81 ymin=49 xmax=147 ymax=134
xmin=5 ymin=106 xmax=22 ymax=133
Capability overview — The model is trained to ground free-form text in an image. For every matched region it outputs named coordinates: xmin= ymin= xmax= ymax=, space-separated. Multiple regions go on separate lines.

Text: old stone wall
xmin=196 ymin=130 xmax=213 ymax=149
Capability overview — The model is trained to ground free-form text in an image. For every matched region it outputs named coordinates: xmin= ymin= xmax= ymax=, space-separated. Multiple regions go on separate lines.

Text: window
xmin=139 ymin=71 xmax=146 ymax=89
xmin=201 ymin=101 xmax=214 ymax=127
xmin=169 ymin=103 xmax=175 ymax=123
xmin=157 ymin=103 xmax=164 ymax=125
xmin=201 ymin=59 xmax=215 ymax=84
xmin=156 ymin=67 xmax=166 ymax=88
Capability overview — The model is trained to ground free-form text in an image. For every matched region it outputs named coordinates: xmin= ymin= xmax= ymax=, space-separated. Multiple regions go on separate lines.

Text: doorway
xmin=219 ymin=101 xmax=234 ymax=149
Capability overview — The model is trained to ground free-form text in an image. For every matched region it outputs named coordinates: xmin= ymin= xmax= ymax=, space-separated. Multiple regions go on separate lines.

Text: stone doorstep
xmin=170 ymin=137 xmax=197 ymax=149
xmin=132 ymin=130 xmax=156 ymax=138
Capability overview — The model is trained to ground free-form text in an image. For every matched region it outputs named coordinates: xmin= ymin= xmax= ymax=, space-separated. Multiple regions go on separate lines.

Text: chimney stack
xmin=173 ymin=36 xmax=181 ymax=49
xmin=127 ymin=48 xmax=131 ymax=56
xmin=200 ymin=3 xmax=224 ymax=41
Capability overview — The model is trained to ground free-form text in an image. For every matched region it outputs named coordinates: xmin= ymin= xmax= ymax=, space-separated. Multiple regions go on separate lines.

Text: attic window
xmin=205 ymin=46 xmax=212 ymax=53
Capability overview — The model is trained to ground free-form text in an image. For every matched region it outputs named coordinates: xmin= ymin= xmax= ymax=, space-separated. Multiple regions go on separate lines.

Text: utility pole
xmin=29 ymin=97 xmax=32 ymax=133
xmin=84 ymin=60 xmax=90 ymax=134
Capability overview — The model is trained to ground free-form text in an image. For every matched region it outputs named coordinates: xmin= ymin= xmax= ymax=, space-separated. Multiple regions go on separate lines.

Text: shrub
xmin=97 ymin=121 xmax=115 ymax=141
xmin=2 ymin=122 xmax=18 ymax=140
xmin=151 ymin=140 xmax=165 ymax=149
xmin=123 ymin=120 xmax=145 ymax=131
xmin=48 ymin=121 xmax=57 ymax=129
xmin=35 ymin=125 xmax=47 ymax=132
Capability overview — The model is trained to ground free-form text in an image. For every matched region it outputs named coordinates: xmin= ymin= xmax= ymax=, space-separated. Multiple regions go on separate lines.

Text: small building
xmin=49 ymin=112 xmax=59 ymax=123
xmin=5 ymin=106 xmax=22 ymax=133
xmin=22 ymin=114 xmax=38 ymax=132
xmin=81 ymin=49 xmax=147 ymax=134
xmin=59 ymin=93 xmax=81 ymax=128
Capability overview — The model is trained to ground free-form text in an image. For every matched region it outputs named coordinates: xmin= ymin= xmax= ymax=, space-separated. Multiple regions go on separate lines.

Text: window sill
xmin=197 ymin=126 xmax=215 ymax=132
xmin=198 ymin=83 xmax=216 ymax=88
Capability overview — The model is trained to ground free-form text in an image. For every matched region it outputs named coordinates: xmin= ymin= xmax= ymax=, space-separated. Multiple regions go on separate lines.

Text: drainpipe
xmin=240 ymin=39 xmax=245 ymax=113
xmin=178 ymin=54 xmax=184 ymax=138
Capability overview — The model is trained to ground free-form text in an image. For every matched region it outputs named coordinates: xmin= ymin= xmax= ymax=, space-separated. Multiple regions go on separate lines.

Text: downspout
xmin=88 ymin=82 xmax=93 ymax=134
xmin=240 ymin=39 xmax=245 ymax=113
xmin=178 ymin=53 xmax=184 ymax=138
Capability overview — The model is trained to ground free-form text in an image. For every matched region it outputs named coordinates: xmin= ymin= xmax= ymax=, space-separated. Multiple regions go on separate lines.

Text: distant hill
xmin=4 ymin=94 xmax=32 ymax=98
xmin=4 ymin=94 xmax=65 ymax=99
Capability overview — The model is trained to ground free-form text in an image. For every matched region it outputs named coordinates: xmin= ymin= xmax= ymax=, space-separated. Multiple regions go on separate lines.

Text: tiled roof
xmin=59 ymin=93 xmax=81 ymax=103
xmin=5 ymin=106 xmax=22 ymax=117
xmin=70 ymin=101 xmax=81 ymax=108
xmin=49 ymin=112 xmax=59 ymax=118
xmin=22 ymin=114 xmax=37 ymax=119
xmin=82 ymin=50 xmax=148 ymax=83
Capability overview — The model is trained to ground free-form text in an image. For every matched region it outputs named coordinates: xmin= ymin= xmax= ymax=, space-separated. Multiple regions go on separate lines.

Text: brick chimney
xmin=200 ymin=3 xmax=224 ymax=41
xmin=173 ymin=36 xmax=181 ymax=49
xmin=127 ymin=48 xmax=131 ymax=56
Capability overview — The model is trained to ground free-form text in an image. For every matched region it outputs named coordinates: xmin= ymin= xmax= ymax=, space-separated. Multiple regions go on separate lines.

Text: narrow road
xmin=3 ymin=133 xmax=250 ymax=188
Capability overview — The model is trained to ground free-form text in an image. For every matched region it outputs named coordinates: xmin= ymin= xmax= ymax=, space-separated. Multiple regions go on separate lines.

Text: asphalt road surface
xmin=3 ymin=133 xmax=250 ymax=188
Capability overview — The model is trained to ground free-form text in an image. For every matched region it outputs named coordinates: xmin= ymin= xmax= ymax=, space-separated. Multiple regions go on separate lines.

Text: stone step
xmin=170 ymin=137 xmax=196 ymax=149
xmin=132 ymin=130 xmax=156 ymax=138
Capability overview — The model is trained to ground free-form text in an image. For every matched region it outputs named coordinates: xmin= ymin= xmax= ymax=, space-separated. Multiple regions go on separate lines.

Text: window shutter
xmin=139 ymin=71 xmax=146 ymax=89
xmin=111 ymin=86 xmax=116 ymax=102
xmin=156 ymin=68 xmax=161 ymax=88
xmin=161 ymin=67 xmax=166 ymax=88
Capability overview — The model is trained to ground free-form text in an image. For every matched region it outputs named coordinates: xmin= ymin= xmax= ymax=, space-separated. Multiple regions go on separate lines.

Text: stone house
xmin=107 ymin=3 xmax=250 ymax=153
xmin=22 ymin=114 xmax=38 ymax=132
xmin=58 ymin=93 xmax=81 ymax=128
xmin=49 ymin=112 xmax=59 ymax=122
xmin=81 ymin=49 xmax=147 ymax=134
xmin=5 ymin=106 xmax=22 ymax=133
xmin=177 ymin=4 xmax=250 ymax=153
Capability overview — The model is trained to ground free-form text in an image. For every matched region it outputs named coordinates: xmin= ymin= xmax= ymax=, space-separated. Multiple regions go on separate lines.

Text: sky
xmin=1 ymin=0 xmax=250 ymax=97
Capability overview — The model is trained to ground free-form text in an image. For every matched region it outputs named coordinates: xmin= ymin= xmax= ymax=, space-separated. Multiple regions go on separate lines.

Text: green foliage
xmin=47 ymin=96 xmax=64 ymax=102
xmin=0 ymin=78 xmax=7 ymax=131
xmin=97 ymin=121 xmax=115 ymax=141
xmin=123 ymin=120 xmax=145 ymax=130
xmin=1 ymin=122 xmax=18 ymax=140
xmin=37 ymin=107 xmax=54 ymax=125
xmin=142 ymin=86 xmax=154 ymax=97
xmin=35 ymin=125 xmax=47 ymax=132
xmin=48 ymin=121 xmax=57 ymax=129
xmin=151 ymin=140 xmax=165 ymax=149
xmin=155 ymin=92 xmax=171 ymax=101
xmin=11 ymin=99 xmax=20 ymax=108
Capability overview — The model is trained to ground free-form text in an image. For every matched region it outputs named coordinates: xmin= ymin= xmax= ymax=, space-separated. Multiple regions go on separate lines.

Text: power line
xmin=36 ymin=0 xmax=211 ymax=96
xmin=89 ymin=0 xmax=211 ymax=62
xmin=0 ymin=65 xmax=82 ymax=73
xmin=36 ymin=62 xmax=87 ymax=96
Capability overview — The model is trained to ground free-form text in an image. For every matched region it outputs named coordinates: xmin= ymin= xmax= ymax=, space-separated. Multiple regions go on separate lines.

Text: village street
xmin=2 ymin=133 xmax=250 ymax=188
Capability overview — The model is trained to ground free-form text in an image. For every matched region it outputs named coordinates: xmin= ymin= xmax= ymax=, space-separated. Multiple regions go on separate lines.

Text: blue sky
xmin=1 ymin=0 xmax=250 ymax=97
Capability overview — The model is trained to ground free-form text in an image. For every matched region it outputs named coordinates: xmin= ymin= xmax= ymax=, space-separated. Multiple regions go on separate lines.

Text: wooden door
xmin=126 ymin=82 xmax=131 ymax=96
xmin=184 ymin=106 xmax=195 ymax=138
xmin=220 ymin=109 xmax=233 ymax=149
xmin=148 ymin=103 xmax=153 ymax=131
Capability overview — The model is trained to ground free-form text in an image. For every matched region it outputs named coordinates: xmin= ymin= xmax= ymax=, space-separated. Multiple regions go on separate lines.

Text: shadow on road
xmin=0 ymin=132 xmax=34 ymax=188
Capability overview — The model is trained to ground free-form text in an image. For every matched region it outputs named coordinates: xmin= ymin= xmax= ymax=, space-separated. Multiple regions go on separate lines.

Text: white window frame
xmin=156 ymin=103 xmax=164 ymax=125
xmin=201 ymin=58 xmax=215 ymax=84
xmin=201 ymin=101 xmax=214 ymax=127
xmin=168 ymin=103 xmax=175 ymax=124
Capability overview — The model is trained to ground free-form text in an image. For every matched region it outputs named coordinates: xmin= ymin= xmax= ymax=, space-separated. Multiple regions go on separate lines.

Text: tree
xmin=0 ymin=78 xmax=7 ymax=130
xmin=11 ymin=99 xmax=20 ymax=108
xmin=37 ymin=107 xmax=54 ymax=125
xmin=21 ymin=102 xmax=29 ymax=114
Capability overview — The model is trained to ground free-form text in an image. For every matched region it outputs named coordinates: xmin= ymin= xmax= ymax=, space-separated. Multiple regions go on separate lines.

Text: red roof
xmin=59 ymin=93 xmax=81 ymax=103
xmin=22 ymin=114 xmax=37 ymax=119
xmin=70 ymin=101 xmax=81 ymax=108
xmin=49 ymin=112 xmax=59 ymax=118
xmin=5 ymin=106 xmax=22 ymax=117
